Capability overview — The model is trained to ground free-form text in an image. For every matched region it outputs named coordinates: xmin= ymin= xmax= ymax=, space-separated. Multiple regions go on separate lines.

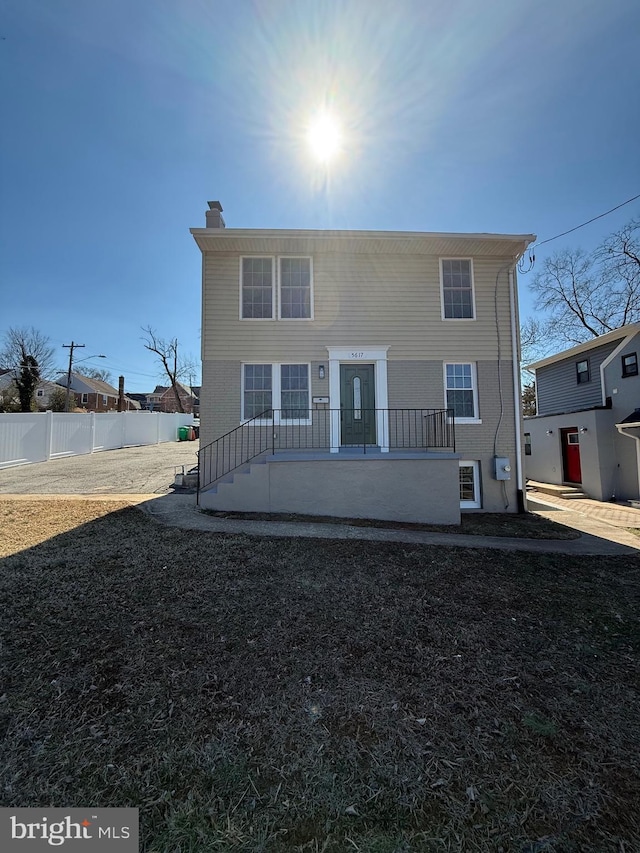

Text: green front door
xmin=340 ymin=364 xmax=376 ymax=445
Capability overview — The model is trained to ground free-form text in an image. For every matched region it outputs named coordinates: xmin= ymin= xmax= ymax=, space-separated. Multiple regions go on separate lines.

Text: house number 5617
xmin=350 ymin=352 xmax=365 ymax=359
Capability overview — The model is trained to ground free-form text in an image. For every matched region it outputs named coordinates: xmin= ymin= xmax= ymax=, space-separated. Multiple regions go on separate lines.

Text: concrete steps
xmin=527 ymin=480 xmax=587 ymax=500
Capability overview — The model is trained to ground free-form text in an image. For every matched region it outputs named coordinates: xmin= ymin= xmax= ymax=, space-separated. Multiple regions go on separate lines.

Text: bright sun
xmin=306 ymin=112 xmax=342 ymax=162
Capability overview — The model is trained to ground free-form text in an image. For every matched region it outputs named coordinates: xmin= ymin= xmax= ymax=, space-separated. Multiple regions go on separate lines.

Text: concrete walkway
xmin=4 ymin=487 xmax=640 ymax=555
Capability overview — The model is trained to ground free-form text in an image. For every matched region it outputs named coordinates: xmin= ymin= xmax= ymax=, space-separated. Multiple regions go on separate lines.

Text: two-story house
xmin=192 ymin=201 xmax=535 ymax=524
xmin=524 ymin=324 xmax=640 ymax=502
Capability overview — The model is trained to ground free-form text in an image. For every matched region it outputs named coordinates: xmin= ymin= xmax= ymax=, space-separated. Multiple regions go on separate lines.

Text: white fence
xmin=0 ymin=411 xmax=194 ymax=470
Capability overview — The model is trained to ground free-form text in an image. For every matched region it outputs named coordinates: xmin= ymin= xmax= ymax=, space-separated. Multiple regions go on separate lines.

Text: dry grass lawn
xmin=1 ymin=499 xmax=639 ymax=852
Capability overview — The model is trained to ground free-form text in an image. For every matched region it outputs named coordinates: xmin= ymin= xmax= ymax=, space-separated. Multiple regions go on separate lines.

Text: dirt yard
xmin=1 ymin=498 xmax=639 ymax=852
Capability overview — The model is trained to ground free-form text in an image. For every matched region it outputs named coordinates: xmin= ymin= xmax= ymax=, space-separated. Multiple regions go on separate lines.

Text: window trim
xmin=443 ymin=362 xmax=481 ymax=424
xmin=440 ymin=257 xmax=476 ymax=321
xmin=524 ymin=433 xmax=532 ymax=456
xmin=239 ymin=256 xmax=276 ymax=321
xmin=576 ymin=358 xmax=590 ymax=384
xmin=277 ymin=256 xmax=314 ymax=321
xmin=241 ymin=362 xmax=312 ymax=425
xmin=459 ymin=460 xmax=481 ymax=508
xmin=81 ymin=393 xmax=89 ymax=404
xmin=622 ymin=352 xmax=638 ymax=378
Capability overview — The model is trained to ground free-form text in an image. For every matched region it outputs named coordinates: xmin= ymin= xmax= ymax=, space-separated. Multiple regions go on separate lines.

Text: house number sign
xmin=350 ymin=351 xmax=365 ymax=359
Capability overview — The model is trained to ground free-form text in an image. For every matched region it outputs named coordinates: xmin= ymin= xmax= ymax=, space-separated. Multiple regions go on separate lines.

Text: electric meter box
xmin=494 ymin=456 xmax=512 ymax=480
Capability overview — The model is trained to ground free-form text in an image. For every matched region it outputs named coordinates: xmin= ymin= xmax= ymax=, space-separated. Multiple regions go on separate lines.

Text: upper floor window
xmin=441 ymin=258 xmax=475 ymax=319
xmin=36 ymin=389 xmax=44 ymax=397
xmin=524 ymin=433 xmax=532 ymax=456
xmin=444 ymin=362 xmax=480 ymax=422
xmin=622 ymin=352 xmax=638 ymax=377
xmin=576 ymin=359 xmax=590 ymax=384
xmin=241 ymin=257 xmax=275 ymax=319
xmin=241 ymin=256 xmax=313 ymax=320
xmin=279 ymin=257 xmax=312 ymax=319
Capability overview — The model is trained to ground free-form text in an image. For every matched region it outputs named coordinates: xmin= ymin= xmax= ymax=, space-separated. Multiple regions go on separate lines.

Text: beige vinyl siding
xmin=202 ymin=359 xmax=330 ymax=447
xmin=202 ymin=251 xmax=516 ymax=363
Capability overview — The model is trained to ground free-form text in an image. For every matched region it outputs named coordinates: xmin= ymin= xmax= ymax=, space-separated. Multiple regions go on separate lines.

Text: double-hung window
xmin=576 ymin=359 xmax=590 ymax=384
xmin=441 ymin=259 xmax=475 ymax=319
xmin=240 ymin=256 xmax=312 ymax=319
xmin=444 ymin=363 xmax=479 ymax=422
xmin=243 ymin=364 xmax=273 ymax=419
xmin=622 ymin=352 xmax=638 ymax=377
xmin=279 ymin=257 xmax=312 ymax=319
xmin=242 ymin=363 xmax=310 ymax=423
xmin=241 ymin=257 xmax=275 ymax=319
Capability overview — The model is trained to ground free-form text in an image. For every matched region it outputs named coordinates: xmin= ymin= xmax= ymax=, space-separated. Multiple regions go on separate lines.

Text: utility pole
xmin=63 ymin=341 xmax=85 ymax=412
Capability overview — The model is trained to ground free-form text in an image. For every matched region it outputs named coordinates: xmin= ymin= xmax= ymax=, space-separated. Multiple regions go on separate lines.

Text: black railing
xmin=197 ymin=408 xmax=455 ymax=501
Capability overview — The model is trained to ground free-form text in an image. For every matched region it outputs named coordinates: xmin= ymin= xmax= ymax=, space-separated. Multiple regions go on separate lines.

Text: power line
xmin=518 ymin=191 xmax=640 ymax=274
xmin=536 ymin=192 xmax=640 ymax=248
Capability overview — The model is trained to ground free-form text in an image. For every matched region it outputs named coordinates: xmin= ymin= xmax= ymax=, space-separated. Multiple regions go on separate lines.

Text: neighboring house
xmin=126 ymin=392 xmax=152 ymax=410
xmin=142 ymin=384 xmax=197 ymax=413
xmin=34 ymin=380 xmax=67 ymax=409
xmin=191 ymin=200 xmax=535 ymax=524
xmin=57 ymin=372 xmax=140 ymax=411
xmin=0 ymin=373 xmax=66 ymax=410
xmin=159 ymin=382 xmax=197 ymax=414
xmin=524 ymin=324 xmax=640 ymax=501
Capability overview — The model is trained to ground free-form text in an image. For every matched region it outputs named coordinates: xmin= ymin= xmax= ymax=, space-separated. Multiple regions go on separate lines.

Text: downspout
xmin=615 ymin=423 xmax=640 ymax=500
xmin=509 ymin=266 xmax=526 ymax=512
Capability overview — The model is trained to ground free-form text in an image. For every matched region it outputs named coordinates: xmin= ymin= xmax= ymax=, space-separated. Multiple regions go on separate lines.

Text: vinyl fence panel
xmin=0 ymin=411 xmax=192 ymax=470
xmin=50 ymin=413 xmax=93 ymax=458
xmin=0 ymin=413 xmax=50 ymax=468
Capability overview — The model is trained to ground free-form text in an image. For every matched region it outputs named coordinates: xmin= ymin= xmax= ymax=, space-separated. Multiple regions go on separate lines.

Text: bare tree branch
xmin=141 ymin=326 xmax=191 ymax=413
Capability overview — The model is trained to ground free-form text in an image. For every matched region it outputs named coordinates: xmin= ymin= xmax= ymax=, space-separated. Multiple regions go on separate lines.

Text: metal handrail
xmin=197 ymin=408 xmax=455 ymax=501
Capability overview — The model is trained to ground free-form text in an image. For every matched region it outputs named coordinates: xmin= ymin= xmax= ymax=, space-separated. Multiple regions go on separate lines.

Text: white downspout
xmin=509 ymin=267 xmax=525 ymax=510
xmin=615 ymin=424 xmax=640 ymax=499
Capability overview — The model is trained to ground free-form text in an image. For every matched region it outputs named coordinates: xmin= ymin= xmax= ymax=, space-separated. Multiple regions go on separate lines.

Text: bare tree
xmin=141 ymin=326 xmax=193 ymax=414
xmin=0 ymin=327 xmax=56 ymax=412
xmin=520 ymin=315 xmax=553 ymax=367
xmin=529 ymin=218 xmax=640 ymax=347
xmin=80 ymin=366 xmax=113 ymax=385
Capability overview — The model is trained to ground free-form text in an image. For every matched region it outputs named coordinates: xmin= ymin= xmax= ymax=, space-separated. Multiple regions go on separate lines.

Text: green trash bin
xmin=178 ymin=426 xmax=189 ymax=441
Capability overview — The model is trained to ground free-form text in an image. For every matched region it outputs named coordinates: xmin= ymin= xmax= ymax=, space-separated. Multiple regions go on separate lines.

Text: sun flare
xmin=306 ymin=112 xmax=343 ymax=162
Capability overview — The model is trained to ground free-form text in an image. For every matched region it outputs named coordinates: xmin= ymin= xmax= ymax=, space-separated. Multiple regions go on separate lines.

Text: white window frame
xmin=440 ymin=258 xmax=476 ymax=321
xmin=459 ymin=460 xmax=481 ymax=508
xmin=36 ymin=389 xmax=44 ymax=397
xmin=278 ymin=256 xmax=314 ymax=321
xmin=443 ymin=362 xmax=481 ymax=424
xmin=81 ymin=393 xmax=89 ymax=404
xmin=239 ymin=256 xmax=276 ymax=321
xmin=241 ymin=362 xmax=311 ymax=425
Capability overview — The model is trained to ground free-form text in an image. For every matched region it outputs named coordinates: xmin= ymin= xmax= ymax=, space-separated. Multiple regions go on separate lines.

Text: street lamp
xmin=63 ymin=341 xmax=107 ymax=411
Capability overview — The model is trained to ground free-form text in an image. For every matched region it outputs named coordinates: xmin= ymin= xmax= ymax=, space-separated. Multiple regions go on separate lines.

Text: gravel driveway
xmin=0 ymin=441 xmax=200 ymax=494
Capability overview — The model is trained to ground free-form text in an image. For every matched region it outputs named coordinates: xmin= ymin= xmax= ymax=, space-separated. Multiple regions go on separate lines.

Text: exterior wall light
xmin=580 ymin=427 xmax=588 ymax=433
xmin=318 ymin=365 xmax=326 ymax=379
xmin=546 ymin=429 xmax=553 ymax=435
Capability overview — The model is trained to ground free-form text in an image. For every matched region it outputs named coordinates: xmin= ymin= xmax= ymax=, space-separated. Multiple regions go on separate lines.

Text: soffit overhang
xmin=190 ymin=228 xmax=536 ymax=260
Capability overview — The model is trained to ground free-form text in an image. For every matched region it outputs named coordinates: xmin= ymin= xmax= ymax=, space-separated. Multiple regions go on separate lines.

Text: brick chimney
xmin=205 ymin=200 xmax=225 ymax=228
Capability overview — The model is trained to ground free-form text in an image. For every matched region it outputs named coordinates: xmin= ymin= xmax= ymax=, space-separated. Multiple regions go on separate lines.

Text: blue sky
xmin=1 ymin=0 xmax=639 ymax=392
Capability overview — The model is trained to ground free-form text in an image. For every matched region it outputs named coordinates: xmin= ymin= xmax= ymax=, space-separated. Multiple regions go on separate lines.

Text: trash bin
xmin=178 ymin=426 xmax=189 ymax=441
xmin=188 ymin=427 xmax=196 ymax=441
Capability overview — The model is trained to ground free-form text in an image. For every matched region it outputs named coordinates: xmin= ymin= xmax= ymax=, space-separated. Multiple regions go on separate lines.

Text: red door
xmin=561 ymin=428 xmax=582 ymax=483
